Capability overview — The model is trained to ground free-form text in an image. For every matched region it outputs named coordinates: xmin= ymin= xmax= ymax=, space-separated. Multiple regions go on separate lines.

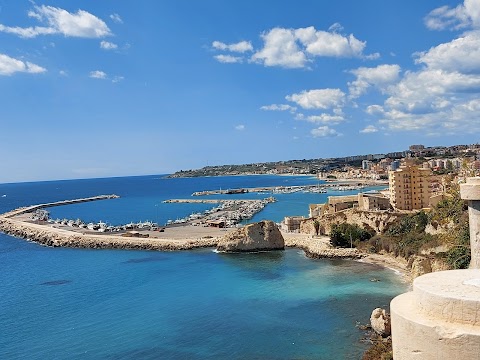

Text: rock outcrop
xmin=216 ymin=220 xmax=284 ymax=252
xmin=407 ymin=255 xmax=433 ymax=278
xmin=370 ymin=308 xmax=391 ymax=337
xmin=300 ymin=209 xmax=404 ymax=236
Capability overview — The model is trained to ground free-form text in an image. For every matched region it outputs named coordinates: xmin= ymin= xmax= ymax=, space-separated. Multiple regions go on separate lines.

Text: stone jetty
xmin=0 ymin=216 xmax=217 ymax=251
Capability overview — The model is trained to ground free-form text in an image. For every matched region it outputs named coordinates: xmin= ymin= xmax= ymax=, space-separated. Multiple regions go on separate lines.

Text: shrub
xmin=330 ymin=223 xmax=373 ymax=248
xmin=444 ymin=222 xmax=471 ymax=269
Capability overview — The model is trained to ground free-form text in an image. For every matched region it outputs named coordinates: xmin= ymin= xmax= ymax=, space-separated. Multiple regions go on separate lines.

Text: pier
xmin=2 ymin=195 xmax=119 ymax=218
xmin=191 ymin=183 xmax=373 ymax=196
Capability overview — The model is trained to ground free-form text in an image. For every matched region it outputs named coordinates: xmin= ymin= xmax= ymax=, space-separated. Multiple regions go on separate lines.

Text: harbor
xmin=4 ymin=195 xmax=278 ymax=241
xmin=191 ymin=182 xmax=373 ymax=196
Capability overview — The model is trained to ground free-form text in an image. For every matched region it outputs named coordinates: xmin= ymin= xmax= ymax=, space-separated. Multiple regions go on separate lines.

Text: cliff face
xmin=216 ymin=220 xmax=284 ymax=252
xmin=300 ymin=209 xmax=403 ymax=235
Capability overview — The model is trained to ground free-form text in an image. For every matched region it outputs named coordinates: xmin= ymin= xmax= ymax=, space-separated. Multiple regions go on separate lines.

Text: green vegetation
xmin=356 ymin=185 xmax=471 ymax=269
xmin=445 ymin=222 xmax=471 ymax=269
xmin=367 ymin=211 xmax=437 ymax=258
xmin=329 ymin=223 xmax=373 ymax=247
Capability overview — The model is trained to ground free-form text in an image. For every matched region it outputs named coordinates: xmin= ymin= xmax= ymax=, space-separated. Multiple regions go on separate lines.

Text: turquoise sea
xmin=0 ymin=175 xmax=406 ymax=359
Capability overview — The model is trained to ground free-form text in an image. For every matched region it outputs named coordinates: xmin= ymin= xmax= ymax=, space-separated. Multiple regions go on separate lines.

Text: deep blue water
xmin=0 ymin=175 xmax=404 ymax=359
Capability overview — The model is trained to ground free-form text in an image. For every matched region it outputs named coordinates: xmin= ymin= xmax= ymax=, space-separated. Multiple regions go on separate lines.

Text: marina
xmin=12 ymin=196 xmax=278 ymax=237
xmin=191 ymin=183 xmax=371 ymax=196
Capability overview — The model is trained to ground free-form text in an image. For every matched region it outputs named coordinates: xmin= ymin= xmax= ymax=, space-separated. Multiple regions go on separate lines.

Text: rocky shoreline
xmin=284 ymin=236 xmax=365 ymax=259
xmin=0 ymin=213 xmax=369 ymax=260
xmin=0 ymin=204 xmax=412 ymax=283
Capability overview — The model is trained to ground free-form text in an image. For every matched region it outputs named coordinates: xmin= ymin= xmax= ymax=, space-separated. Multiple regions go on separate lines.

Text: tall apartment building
xmin=389 ymin=163 xmax=431 ymax=210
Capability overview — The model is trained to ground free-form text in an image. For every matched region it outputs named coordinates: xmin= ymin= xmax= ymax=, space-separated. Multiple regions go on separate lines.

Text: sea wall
xmin=300 ymin=209 xmax=404 ymax=235
xmin=0 ymin=217 xmax=217 ymax=251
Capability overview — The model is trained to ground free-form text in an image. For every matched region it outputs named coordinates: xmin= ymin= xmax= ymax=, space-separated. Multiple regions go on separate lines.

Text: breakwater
xmin=0 ymin=216 xmax=217 ymax=251
xmin=2 ymin=194 xmax=119 ymax=218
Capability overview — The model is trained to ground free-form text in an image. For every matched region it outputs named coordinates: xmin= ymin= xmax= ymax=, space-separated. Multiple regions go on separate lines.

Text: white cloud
xmin=366 ymin=105 xmax=384 ymax=115
xmin=59 ymin=70 xmax=68 ymax=76
xmin=360 ymin=125 xmax=378 ymax=133
xmin=212 ymin=40 xmax=253 ymax=53
xmin=214 ymin=54 xmax=243 ymax=63
xmin=100 ymin=41 xmax=118 ymax=50
xmin=304 ymin=113 xmax=344 ymax=123
xmin=235 ymin=124 xmax=245 ymax=131
xmin=371 ymin=67 xmax=480 ymax=133
xmin=311 ymin=126 xmax=341 ymax=137
xmin=286 ymin=89 xmax=345 ymax=110
xmin=364 ymin=21 xmax=480 ymax=135
xmin=295 ymin=26 xmax=366 ymax=58
xmin=251 ymin=27 xmax=307 ymax=68
xmin=415 ymin=31 xmax=480 ymax=73
xmin=251 ymin=25 xmax=376 ymax=68
xmin=425 ymin=0 xmax=480 ymax=30
xmin=112 ymin=75 xmax=124 ymax=83
xmin=348 ymin=64 xmax=401 ymax=98
xmin=0 ymin=54 xmax=46 ymax=75
xmin=110 ymin=13 xmax=123 ymax=24
xmin=260 ymin=104 xmax=297 ymax=112
xmin=0 ymin=5 xmax=111 ymax=38
xmin=89 ymin=70 xmax=107 ymax=79
xmin=328 ymin=23 xmax=344 ymax=33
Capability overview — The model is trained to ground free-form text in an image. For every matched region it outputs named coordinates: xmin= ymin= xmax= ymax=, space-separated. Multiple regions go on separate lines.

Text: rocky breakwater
xmin=284 ymin=236 xmax=364 ymax=259
xmin=216 ymin=220 xmax=284 ymax=252
xmin=0 ymin=216 xmax=218 ymax=251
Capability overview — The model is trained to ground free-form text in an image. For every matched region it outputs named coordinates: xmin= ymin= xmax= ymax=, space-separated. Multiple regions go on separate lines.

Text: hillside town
xmin=169 ymin=143 xmax=480 ymax=178
xmin=281 ymin=144 xmax=480 ymax=234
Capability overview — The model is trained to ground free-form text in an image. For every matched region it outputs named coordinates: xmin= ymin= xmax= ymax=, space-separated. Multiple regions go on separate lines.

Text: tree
xmin=330 ymin=223 xmax=373 ymax=248
xmin=313 ymin=219 xmax=320 ymax=236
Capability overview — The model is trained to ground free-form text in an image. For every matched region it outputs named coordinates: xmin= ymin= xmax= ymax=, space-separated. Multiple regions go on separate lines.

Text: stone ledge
xmin=414 ymin=269 xmax=480 ymax=326
xmin=391 ymin=291 xmax=480 ymax=360
xmin=391 ymin=269 xmax=480 ymax=360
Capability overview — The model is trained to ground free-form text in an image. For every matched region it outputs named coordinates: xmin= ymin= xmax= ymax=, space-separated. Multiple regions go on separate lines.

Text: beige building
xmin=281 ymin=216 xmax=305 ymax=232
xmin=389 ymin=162 xmax=431 ymax=210
xmin=309 ymin=192 xmax=390 ymax=217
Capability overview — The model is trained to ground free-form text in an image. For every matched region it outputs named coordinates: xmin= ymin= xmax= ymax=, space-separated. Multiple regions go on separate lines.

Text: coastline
xmin=0 ymin=200 xmax=410 ymax=280
xmin=358 ymin=253 xmax=412 ymax=284
xmin=0 ymin=212 xmax=410 ymax=281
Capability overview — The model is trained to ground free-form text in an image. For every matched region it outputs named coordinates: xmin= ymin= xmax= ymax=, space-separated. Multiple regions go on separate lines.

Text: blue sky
xmin=1 ymin=0 xmax=479 ymax=182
